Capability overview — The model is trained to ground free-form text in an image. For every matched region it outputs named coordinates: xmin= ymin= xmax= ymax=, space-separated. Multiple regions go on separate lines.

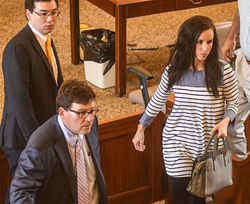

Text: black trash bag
xmin=80 ymin=29 xmax=115 ymax=75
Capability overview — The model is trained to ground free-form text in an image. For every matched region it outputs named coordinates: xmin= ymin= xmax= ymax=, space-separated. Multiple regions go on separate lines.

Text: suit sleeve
xmin=88 ymin=117 xmax=101 ymax=163
xmin=3 ymin=43 xmax=40 ymax=138
xmin=9 ymin=147 xmax=45 ymax=204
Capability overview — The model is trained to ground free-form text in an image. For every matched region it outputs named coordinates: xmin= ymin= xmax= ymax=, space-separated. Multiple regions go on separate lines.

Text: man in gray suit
xmin=10 ymin=80 xmax=109 ymax=204
xmin=0 ymin=0 xmax=63 ymax=202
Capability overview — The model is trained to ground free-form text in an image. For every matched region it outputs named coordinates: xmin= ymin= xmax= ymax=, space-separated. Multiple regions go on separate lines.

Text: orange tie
xmin=45 ymin=35 xmax=58 ymax=83
xmin=76 ymin=136 xmax=91 ymax=204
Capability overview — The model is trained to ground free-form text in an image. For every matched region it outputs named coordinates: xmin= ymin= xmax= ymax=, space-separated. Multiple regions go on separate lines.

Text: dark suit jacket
xmin=0 ymin=24 xmax=63 ymax=149
xmin=10 ymin=115 xmax=109 ymax=204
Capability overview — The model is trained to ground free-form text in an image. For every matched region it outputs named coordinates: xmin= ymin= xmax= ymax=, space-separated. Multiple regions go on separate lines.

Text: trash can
xmin=80 ymin=29 xmax=115 ymax=89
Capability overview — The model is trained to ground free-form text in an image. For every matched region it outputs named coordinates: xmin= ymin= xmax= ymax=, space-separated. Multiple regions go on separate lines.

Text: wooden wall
xmin=99 ymin=111 xmax=166 ymax=203
xmin=0 ymin=111 xmax=167 ymax=204
xmin=214 ymin=115 xmax=250 ymax=204
xmin=0 ymin=109 xmax=249 ymax=204
xmin=0 ymin=148 xmax=11 ymax=204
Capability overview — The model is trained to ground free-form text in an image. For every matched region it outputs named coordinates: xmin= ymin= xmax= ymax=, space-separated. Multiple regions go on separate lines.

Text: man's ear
xmin=25 ymin=9 xmax=31 ymax=21
xmin=58 ymin=107 xmax=66 ymax=118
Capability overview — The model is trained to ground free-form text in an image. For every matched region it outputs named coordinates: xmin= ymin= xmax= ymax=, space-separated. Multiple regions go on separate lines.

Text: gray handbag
xmin=186 ymin=132 xmax=233 ymax=197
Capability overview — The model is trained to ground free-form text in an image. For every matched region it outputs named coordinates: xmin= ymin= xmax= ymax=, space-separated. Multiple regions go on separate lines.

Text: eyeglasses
xmin=32 ymin=9 xmax=60 ymax=19
xmin=69 ymin=109 xmax=99 ymax=119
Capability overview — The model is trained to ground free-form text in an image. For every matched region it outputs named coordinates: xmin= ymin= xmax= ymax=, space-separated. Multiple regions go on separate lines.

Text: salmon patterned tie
xmin=76 ymin=136 xmax=90 ymax=204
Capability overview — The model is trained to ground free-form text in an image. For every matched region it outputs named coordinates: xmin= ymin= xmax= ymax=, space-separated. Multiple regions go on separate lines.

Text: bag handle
xmin=204 ymin=132 xmax=218 ymax=154
xmin=204 ymin=131 xmax=228 ymax=160
xmin=204 ymin=132 xmax=229 ymax=170
xmin=213 ymin=136 xmax=227 ymax=161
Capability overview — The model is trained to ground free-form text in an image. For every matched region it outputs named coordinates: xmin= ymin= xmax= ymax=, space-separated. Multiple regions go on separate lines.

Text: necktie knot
xmin=76 ymin=136 xmax=83 ymax=152
xmin=76 ymin=136 xmax=81 ymax=146
xmin=46 ymin=35 xmax=51 ymax=48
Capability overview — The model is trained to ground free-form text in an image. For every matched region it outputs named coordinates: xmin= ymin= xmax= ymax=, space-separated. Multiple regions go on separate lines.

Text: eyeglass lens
xmin=70 ymin=109 xmax=98 ymax=119
xmin=32 ymin=10 xmax=60 ymax=19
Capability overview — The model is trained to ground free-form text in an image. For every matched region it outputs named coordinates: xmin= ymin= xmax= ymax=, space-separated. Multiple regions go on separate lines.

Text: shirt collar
xmin=28 ymin=22 xmax=47 ymax=42
xmin=57 ymin=115 xmax=78 ymax=146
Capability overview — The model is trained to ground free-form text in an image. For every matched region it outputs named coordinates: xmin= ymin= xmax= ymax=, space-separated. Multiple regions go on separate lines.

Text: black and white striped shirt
xmin=140 ymin=63 xmax=238 ymax=177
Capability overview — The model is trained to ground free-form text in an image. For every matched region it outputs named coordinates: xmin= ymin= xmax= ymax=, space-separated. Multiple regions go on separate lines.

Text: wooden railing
xmin=0 ymin=111 xmax=167 ymax=204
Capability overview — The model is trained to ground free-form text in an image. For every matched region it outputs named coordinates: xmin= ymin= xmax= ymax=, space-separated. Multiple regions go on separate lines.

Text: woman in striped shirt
xmin=132 ymin=16 xmax=238 ymax=204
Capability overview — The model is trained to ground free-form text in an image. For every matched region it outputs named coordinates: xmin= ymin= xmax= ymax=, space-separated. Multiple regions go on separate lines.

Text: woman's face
xmin=195 ymin=28 xmax=214 ymax=63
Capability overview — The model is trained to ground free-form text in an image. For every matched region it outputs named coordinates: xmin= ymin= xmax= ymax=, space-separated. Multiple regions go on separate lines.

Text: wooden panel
xmin=0 ymin=148 xmax=10 ymax=204
xmin=176 ymin=0 xmax=236 ymax=10
xmin=214 ymin=115 xmax=250 ymax=204
xmin=70 ymin=0 xmax=80 ymax=64
xmin=245 ymin=115 xmax=250 ymax=150
xmin=126 ymin=0 xmax=175 ymax=18
xmin=86 ymin=0 xmax=116 ymax=16
xmin=86 ymin=0 xmax=237 ymax=19
xmin=115 ymin=5 xmax=127 ymax=97
xmin=99 ymin=111 xmax=166 ymax=203
xmin=86 ymin=0 xmax=175 ymax=18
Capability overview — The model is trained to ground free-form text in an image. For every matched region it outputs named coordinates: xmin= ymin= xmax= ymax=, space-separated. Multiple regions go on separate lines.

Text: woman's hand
xmin=132 ymin=123 xmax=147 ymax=152
xmin=210 ymin=117 xmax=231 ymax=138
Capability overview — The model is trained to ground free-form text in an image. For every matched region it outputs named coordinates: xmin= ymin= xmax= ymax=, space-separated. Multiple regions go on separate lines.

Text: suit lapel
xmin=85 ymin=118 xmax=109 ymax=203
xmin=24 ymin=24 xmax=57 ymax=84
xmin=52 ymin=117 xmax=78 ymax=204
xmin=85 ymin=118 xmax=99 ymax=166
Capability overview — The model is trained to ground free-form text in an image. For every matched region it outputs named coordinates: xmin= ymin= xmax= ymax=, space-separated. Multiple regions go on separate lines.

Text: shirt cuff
xmin=139 ymin=111 xmax=154 ymax=126
xmin=224 ymin=109 xmax=235 ymax=129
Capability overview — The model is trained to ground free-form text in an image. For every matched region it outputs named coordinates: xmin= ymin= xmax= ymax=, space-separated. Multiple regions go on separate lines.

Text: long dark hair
xmin=167 ymin=15 xmax=222 ymax=97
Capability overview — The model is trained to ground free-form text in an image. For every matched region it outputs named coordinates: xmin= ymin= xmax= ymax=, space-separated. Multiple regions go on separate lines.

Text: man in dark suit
xmin=0 ymin=0 xmax=63 ymax=203
xmin=10 ymin=80 xmax=109 ymax=204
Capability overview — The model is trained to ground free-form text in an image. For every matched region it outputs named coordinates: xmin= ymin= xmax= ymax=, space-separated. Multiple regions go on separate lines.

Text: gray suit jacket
xmin=10 ymin=115 xmax=109 ymax=204
xmin=0 ymin=24 xmax=63 ymax=149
